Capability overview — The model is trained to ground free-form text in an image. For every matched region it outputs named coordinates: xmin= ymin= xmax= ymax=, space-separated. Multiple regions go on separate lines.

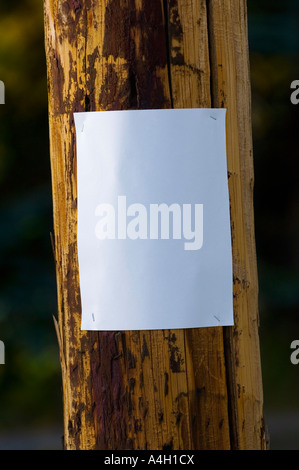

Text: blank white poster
xmin=74 ymin=108 xmax=233 ymax=331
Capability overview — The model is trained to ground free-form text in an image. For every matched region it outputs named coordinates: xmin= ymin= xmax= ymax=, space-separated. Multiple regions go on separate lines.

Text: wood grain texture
xmin=44 ymin=0 xmax=266 ymax=450
xmin=207 ymin=1 xmax=266 ymax=449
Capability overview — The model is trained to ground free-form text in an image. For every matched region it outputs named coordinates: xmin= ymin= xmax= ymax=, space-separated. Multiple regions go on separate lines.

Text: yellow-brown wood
xmin=207 ymin=1 xmax=266 ymax=449
xmin=44 ymin=0 xmax=266 ymax=450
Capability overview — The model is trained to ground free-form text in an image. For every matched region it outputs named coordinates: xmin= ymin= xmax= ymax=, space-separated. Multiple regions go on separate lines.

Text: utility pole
xmin=44 ymin=0 xmax=267 ymax=450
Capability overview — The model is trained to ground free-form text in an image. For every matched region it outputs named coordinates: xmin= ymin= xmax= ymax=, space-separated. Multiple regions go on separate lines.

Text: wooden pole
xmin=44 ymin=0 xmax=267 ymax=450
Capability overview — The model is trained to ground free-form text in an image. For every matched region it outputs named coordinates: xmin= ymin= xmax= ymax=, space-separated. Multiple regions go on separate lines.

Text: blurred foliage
xmin=0 ymin=0 xmax=298 ymax=433
xmin=248 ymin=0 xmax=299 ymax=412
xmin=0 ymin=0 xmax=61 ymax=429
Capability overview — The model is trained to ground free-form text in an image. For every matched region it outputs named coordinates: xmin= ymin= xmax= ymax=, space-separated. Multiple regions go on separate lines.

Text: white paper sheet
xmin=74 ymin=108 xmax=233 ymax=331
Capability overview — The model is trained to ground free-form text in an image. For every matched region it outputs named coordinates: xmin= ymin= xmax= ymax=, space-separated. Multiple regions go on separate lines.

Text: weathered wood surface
xmin=44 ymin=0 xmax=267 ymax=450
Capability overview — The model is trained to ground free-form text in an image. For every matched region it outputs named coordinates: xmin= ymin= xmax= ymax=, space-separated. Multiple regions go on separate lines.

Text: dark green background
xmin=0 ymin=0 xmax=298 ymax=449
